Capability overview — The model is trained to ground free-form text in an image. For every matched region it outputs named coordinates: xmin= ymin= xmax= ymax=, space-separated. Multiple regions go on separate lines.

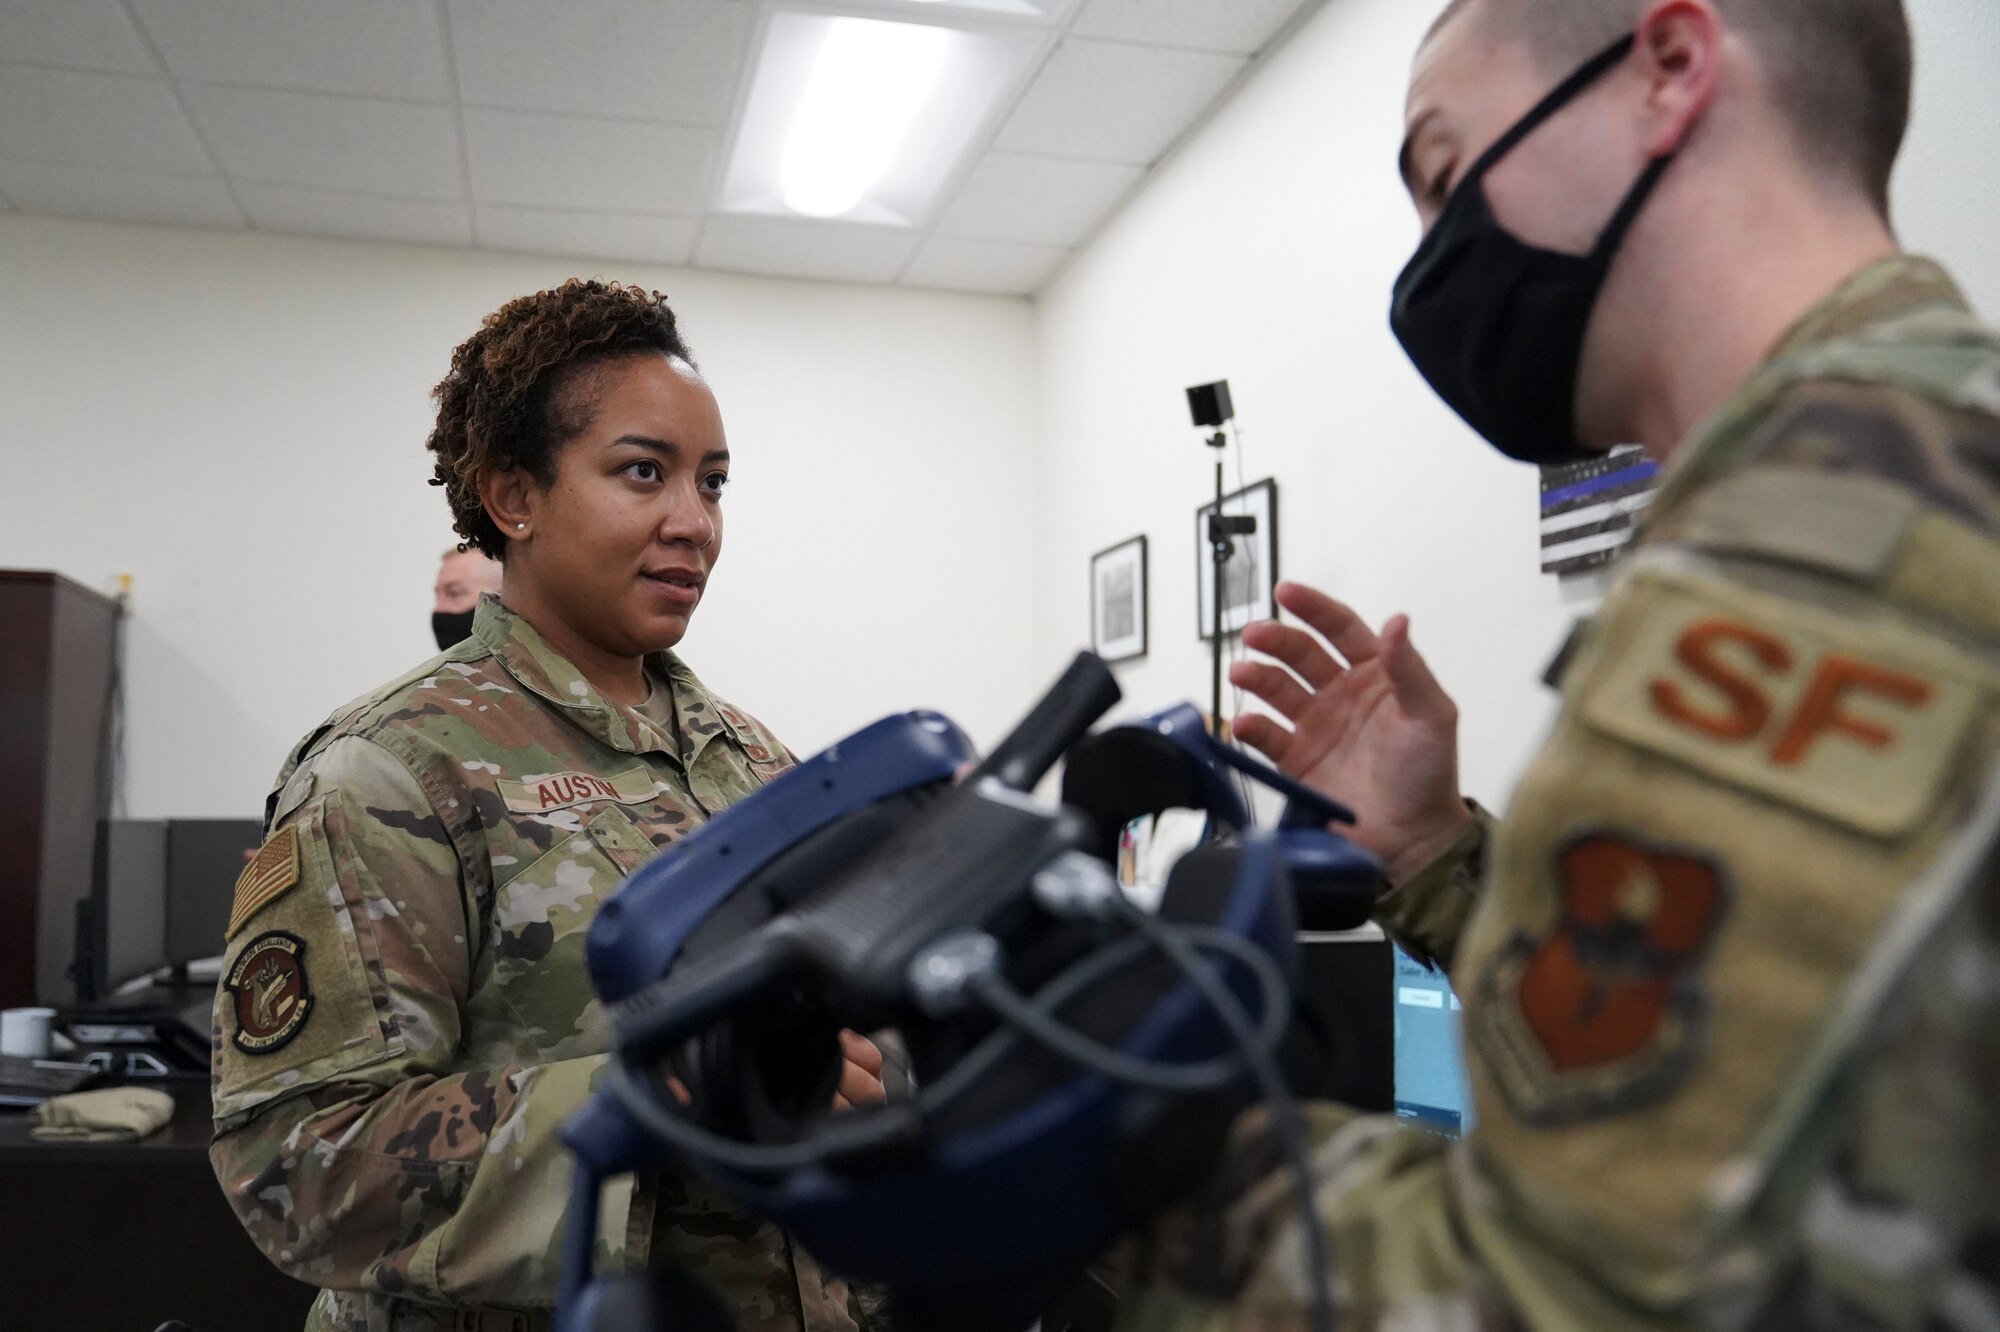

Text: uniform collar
xmin=469 ymin=595 xmax=741 ymax=764
xmin=1762 ymin=254 xmax=1971 ymax=362
xmin=1644 ymin=255 xmax=1974 ymax=525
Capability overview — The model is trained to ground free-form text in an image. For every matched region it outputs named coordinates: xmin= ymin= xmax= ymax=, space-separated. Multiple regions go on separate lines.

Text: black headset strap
xmin=1464 ymin=33 xmax=1638 ymax=182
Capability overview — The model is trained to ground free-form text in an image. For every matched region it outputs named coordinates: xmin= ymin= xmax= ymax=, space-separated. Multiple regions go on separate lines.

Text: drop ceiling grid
xmin=0 ymin=0 xmax=1323 ymax=295
xmin=432 ymin=0 xmax=482 ymax=249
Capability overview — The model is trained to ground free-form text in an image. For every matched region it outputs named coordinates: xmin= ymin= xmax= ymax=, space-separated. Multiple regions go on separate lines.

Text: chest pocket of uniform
xmin=687 ymin=743 xmax=788 ymax=813
xmin=488 ymin=803 xmax=654 ymax=1062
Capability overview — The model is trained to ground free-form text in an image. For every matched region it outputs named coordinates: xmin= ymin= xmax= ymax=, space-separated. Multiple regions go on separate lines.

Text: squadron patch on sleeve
xmin=1471 ymin=832 xmax=1730 ymax=1125
xmin=226 ymin=825 xmax=300 ymax=939
xmin=225 ymin=930 xmax=315 ymax=1054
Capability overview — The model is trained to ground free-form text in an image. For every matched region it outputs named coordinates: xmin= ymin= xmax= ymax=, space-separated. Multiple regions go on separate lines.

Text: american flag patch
xmin=228 ymin=825 xmax=300 ymax=939
xmin=1540 ymin=446 xmax=1659 ymax=576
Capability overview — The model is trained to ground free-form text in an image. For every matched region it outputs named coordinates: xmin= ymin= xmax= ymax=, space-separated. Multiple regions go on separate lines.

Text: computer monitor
xmin=101 ymin=819 xmax=168 ymax=991
xmin=89 ymin=817 xmax=262 ymax=994
xmin=1392 ymin=946 xmax=1472 ymax=1135
xmin=163 ymin=819 xmax=263 ymax=965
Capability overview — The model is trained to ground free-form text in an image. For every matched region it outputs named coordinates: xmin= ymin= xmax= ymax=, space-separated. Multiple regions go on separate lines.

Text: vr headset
xmin=557 ymin=654 xmax=1380 ymax=1332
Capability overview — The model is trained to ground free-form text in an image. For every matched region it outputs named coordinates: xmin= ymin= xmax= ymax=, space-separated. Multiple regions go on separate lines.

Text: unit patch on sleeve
xmin=1578 ymin=572 xmax=1986 ymax=838
xmin=1471 ymin=832 xmax=1730 ymax=1125
xmin=227 ymin=825 xmax=300 ymax=939
xmin=224 ymin=930 xmax=315 ymax=1054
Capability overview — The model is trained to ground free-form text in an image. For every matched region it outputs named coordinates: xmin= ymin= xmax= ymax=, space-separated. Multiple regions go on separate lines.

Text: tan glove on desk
xmin=30 ymin=1086 xmax=174 ymax=1143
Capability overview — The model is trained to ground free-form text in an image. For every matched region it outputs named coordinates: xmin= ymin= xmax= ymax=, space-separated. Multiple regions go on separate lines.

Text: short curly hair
xmin=427 ymin=278 xmax=696 ymax=559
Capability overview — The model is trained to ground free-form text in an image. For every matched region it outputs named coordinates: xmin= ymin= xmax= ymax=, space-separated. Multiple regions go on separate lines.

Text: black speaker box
xmin=1185 ymin=380 xmax=1234 ymax=429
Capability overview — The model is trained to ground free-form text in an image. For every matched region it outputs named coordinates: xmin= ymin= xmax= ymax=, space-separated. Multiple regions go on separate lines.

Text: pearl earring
xmin=516 ymin=522 xmax=526 ymax=531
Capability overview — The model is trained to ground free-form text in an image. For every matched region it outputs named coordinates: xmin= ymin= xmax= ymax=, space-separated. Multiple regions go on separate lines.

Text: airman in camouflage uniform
xmin=212 ymin=596 xmax=867 ymax=1332
xmin=1117 ymin=252 xmax=2000 ymax=1331
xmin=1112 ymin=0 xmax=2000 ymax=1312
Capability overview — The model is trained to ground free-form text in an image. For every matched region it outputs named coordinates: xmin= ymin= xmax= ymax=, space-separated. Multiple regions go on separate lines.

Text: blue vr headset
xmin=557 ymin=654 xmax=1381 ymax=1332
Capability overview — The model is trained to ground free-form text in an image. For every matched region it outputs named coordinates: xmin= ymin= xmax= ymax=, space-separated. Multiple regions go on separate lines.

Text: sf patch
xmin=1579 ymin=571 xmax=1984 ymax=839
xmin=225 ymin=931 xmax=315 ymax=1054
xmin=1472 ymin=832 xmax=1729 ymax=1125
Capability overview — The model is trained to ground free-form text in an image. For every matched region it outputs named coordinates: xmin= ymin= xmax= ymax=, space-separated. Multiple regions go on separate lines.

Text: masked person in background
xmin=1119 ymin=0 xmax=2000 ymax=1327
xmin=433 ymin=545 xmax=504 ymax=650
xmin=210 ymin=280 xmax=887 ymax=1332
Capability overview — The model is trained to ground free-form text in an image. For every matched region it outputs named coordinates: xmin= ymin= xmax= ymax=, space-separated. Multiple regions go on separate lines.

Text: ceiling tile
xmin=0 ymin=0 xmax=157 ymax=75
xmin=447 ymin=0 xmax=751 ymax=126
xmin=1070 ymin=0 xmax=1310 ymax=55
xmin=994 ymin=39 xmax=1246 ymax=164
xmin=0 ymin=160 xmax=242 ymax=227
xmin=0 ymin=65 xmax=211 ymax=173
xmin=477 ymin=207 xmax=700 ymax=267
xmin=465 ymin=109 xmax=714 ymax=213
xmin=126 ymin=0 xmax=450 ymax=101
xmin=186 ymin=85 xmax=461 ymax=201
xmin=695 ymin=216 xmax=918 ymax=285
xmin=934 ymin=153 xmax=1141 ymax=246
xmin=236 ymin=183 xmax=472 ymax=246
xmin=902 ymin=238 xmax=1067 ymax=296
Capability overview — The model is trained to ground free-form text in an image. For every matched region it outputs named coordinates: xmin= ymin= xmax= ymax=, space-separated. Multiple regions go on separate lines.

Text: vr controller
xmin=558 ymin=653 xmax=1382 ymax=1332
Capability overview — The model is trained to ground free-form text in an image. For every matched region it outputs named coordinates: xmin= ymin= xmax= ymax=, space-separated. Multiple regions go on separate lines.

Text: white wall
xmin=1030 ymin=0 xmax=2000 ymax=810
xmin=0 ymin=217 xmax=1040 ymax=818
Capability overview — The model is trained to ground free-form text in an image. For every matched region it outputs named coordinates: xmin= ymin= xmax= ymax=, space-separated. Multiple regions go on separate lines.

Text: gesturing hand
xmin=1229 ymin=582 xmax=1471 ymax=885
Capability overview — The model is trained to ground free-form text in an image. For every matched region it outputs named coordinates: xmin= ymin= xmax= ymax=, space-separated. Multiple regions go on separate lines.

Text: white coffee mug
xmin=0 ymin=1006 xmax=57 ymax=1059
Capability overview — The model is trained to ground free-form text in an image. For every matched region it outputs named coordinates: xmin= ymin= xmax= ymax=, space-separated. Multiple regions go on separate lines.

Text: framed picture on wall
xmin=1195 ymin=478 xmax=1279 ymax=640
xmin=1090 ymin=535 xmax=1149 ymax=664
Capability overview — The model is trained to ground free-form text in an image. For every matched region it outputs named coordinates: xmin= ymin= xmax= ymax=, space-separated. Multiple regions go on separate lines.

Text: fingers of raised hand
xmin=1275 ymin=582 xmax=1383 ymax=667
xmin=1241 ymin=620 xmax=1344 ymax=691
xmin=1380 ymin=615 xmax=1457 ymax=724
xmin=1229 ymin=660 xmax=1312 ymax=721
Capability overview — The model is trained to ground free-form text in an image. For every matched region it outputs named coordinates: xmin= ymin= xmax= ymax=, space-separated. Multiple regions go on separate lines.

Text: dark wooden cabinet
xmin=0 ymin=570 xmax=121 ymax=1009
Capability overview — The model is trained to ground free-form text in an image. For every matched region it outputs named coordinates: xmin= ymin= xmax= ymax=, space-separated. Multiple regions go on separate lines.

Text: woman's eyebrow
xmin=610 ymin=433 xmax=677 ymax=457
xmin=610 ymin=435 xmax=730 ymax=466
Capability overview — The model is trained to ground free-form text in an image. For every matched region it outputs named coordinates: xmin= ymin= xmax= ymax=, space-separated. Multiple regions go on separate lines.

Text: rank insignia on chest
xmin=1471 ymin=832 xmax=1730 ymax=1124
xmin=225 ymin=931 xmax=315 ymax=1054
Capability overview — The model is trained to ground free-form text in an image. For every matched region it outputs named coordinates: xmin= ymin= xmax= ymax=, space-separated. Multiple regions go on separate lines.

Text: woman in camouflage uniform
xmin=210 ymin=280 xmax=883 ymax=1332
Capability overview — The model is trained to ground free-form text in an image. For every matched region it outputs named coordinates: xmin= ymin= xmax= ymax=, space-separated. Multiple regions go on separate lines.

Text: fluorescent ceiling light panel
xmin=786 ymin=0 xmax=1074 ymax=19
xmin=780 ymin=19 xmax=949 ymax=218
xmin=721 ymin=10 xmax=1041 ymax=227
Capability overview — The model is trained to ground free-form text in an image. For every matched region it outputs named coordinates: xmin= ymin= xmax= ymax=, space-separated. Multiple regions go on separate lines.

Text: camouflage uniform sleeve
xmin=211 ymin=735 xmax=603 ymax=1307
xmin=1369 ymin=802 xmax=1493 ymax=976
xmin=1113 ymin=379 xmax=2000 ymax=1331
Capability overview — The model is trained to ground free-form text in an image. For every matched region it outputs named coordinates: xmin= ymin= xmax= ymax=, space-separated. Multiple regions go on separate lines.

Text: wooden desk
xmin=0 ymin=1081 xmax=317 ymax=1331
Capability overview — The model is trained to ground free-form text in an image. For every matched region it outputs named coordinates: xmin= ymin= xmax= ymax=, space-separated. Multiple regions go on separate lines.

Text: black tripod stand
xmin=1189 ymin=380 xmax=1254 ymax=735
xmin=1206 ymin=435 xmax=1257 ymax=732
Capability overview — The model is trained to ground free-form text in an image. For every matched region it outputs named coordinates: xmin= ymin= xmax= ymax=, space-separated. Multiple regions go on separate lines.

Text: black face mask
xmin=1391 ymin=35 xmax=1675 ymax=466
xmin=433 ymin=609 xmax=477 ymax=651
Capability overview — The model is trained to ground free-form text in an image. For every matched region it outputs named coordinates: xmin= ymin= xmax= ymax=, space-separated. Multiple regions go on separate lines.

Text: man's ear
xmin=479 ymin=467 xmax=537 ymax=545
xmin=1634 ymin=0 xmax=1724 ymax=156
